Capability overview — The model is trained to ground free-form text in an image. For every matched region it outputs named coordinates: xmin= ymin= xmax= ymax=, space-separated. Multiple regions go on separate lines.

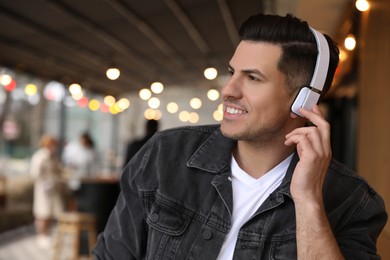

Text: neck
xmin=233 ymin=136 xmax=295 ymax=179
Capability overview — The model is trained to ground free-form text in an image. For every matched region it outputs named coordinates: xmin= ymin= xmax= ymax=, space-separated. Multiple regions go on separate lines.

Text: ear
xmin=290 ymin=112 xmax=298 ymax=119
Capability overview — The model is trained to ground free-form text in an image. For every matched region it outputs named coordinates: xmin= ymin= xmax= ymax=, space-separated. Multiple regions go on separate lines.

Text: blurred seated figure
xmin=62 ymin=132 xmax=98 ymax=192
xmin=30 ymin=135 xmax=65 ymax=248
xmin=62 ymin=132 xmax=99 ymax=210
xmin=123 ymin=119 xmax=159 ymax=167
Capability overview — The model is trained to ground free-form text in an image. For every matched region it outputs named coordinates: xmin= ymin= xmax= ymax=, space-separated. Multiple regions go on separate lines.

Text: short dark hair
xmin=239 ymin=13 xmax=339 ymax=97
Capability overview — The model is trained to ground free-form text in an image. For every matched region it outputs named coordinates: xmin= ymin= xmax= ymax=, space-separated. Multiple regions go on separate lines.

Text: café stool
xmin=53 ymin=212 xmax=97 ymax=260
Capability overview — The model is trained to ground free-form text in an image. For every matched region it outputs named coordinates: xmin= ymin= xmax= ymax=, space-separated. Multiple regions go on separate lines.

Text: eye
xmin=248 ymin=74 xmax=260 ymax=81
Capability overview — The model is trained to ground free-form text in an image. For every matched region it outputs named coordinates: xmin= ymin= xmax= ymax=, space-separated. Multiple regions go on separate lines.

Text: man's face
xmin=220 ymin=41 xmax=297 ymax=143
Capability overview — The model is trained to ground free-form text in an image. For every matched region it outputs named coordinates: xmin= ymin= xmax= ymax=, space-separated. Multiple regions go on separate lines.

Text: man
xmin=93 ymin=14 xmax=387 ymax=259
xmin=123 ymin=119 xmax=159 ymax=167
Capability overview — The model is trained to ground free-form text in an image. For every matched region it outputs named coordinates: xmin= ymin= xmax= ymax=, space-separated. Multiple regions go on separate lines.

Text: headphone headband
xmin=309 ymin=27 xmax=330 ymax=92
xmin=290 ymin=27 xmax=331 ymax=117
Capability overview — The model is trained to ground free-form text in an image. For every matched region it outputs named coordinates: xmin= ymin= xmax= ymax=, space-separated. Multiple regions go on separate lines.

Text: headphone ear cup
xmin=291 ymin=86 xmax=320 ymax=117
xmin=291 ymin=87 xmax=309 ymax=116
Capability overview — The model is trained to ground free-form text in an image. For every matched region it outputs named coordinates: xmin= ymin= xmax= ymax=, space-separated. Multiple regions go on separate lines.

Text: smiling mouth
xmin=225 ymin=106 xmax=248 ymax=115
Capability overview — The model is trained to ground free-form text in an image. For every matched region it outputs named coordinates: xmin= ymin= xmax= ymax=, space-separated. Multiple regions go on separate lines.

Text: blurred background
xmin=0 ymin=0 xmax=388 ymax=259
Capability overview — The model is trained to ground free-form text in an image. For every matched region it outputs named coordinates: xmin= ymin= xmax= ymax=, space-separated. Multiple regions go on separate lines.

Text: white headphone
xmin=290 ymin=27 xmax=330 ymax=117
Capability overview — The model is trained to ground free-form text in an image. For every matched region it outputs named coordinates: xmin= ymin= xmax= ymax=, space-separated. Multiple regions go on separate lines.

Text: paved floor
xmin=0 ymin=225 xmax=52 ymax=260
xmin=0 ymin=224 xmax=91 ymax=260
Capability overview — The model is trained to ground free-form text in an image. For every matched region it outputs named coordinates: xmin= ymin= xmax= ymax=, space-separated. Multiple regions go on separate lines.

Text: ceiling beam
xmin=102 ymin=0 xmax=196 ymax=76
xmin=163 ymin=0 xmax=211 ymax=56
xmin=216 ymin=0 xmax=240 ymax=47
xmin=0 ymin=5 xmax=145 ymax=93
xmin=0 ymin=40 xmax=121 ymax=95
xmin=44 ymin=0 xmax=193 ymax=84
xmin=0 ymin=8 xmax=102 ymax=68
xmin=43 ymin=0 xmax=157 ymax=75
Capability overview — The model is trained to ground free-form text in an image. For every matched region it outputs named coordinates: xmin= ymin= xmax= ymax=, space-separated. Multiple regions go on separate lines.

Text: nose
xmin=221 ymin=75 xmax=242 ymax=100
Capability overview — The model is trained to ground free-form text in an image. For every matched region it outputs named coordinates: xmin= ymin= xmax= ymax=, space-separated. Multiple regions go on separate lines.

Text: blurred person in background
xmin=62 ymin=132 xmax=98 ymax=191
xmin=30 ymin=135 xmax=64 ymax=248
xmin=123 ymin=119 xmax=159 ymax=167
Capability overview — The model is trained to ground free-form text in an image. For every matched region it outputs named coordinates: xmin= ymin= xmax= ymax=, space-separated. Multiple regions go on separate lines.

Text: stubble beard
xmin=221 ymin=117 xmax=289 ymax=146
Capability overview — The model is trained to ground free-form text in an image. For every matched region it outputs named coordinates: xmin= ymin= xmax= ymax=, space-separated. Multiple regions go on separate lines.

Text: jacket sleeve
xmin=337 ymin=187 xmax=388 ymax=259
xmin=93 ymin=141 xmax=152 ymax=260
xmin=92 ymin=189 xmax=147 ymax=259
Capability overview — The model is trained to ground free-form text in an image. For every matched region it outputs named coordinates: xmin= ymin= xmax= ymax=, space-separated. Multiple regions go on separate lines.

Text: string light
xmin=355 ymin=0 xmax=370 ymax=12
xmin=104 ymin=95 xmax=116 ymax=106
xmin=148 ymin=97 xmax=160 ymax=109
xmin=207 ymin=89 xmax=220 ymax=101
xmin=167 ymin=102 xmax=179 ymax=113
xmin=151 ymin=82 xmax=164 ymax=94
xmin=190 ymin=98 xmax=202 ymax=109
xmin=139 ymin=88 xmax=152 ymax=100
xmin=204 ymin=67 xmax=218 ymax=80
xmin=106 ymin=67 xmax=120 ymax=80
xmin=88 ymin=99 xmax=100 ymax=111
xmin=344 ymin=35 xmax=356 ymax=51
xmin=24 ymin=83 xmax=37 ymax=96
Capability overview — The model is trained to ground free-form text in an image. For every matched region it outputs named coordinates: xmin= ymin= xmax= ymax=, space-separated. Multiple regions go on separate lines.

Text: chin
xmin=221 ymin=124 xmax=241 ymax=140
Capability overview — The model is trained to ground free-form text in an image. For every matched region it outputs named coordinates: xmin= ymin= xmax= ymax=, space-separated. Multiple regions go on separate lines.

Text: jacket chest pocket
xmin=269 ymin=237 xmax=297 ymax=260
xmin=146 ymin=200 xmax=194 ymax=260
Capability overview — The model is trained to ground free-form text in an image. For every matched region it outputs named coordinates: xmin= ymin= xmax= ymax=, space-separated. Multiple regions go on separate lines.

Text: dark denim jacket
xmin=93 ymin=125 xmax=387 ymax=260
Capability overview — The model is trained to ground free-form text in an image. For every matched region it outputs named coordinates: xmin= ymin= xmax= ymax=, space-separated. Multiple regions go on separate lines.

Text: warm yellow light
xmin=104 ymin=95 xmax=116 ymax=106
xmin=0 ymin=74 xmax=12 ymax=86
xmin=218 ymin=103 xmax=223 ymax=113
xmin=207 ymin=89 xmax=220 ymax=101
xmin=167 ymin=102 xmax=179 ymax=113
xmin=89 ymin=99 xmax=100 ymax=111
xmin=109 ymin=105 xmax=119 ymax=115
xmin=112 ymin=102 xmax=123 ymax=113
xmin=144 ymin=108 xmax=162 ymax=120
xmin=72 ymin=91 xmax=84 ymax=101
xmin=189 ymin=112 xmax=199 ymax=124
xmin=151 ymin=82 xmax=164 ymax=94
xmin=204 ymin=67 xmax=218 ymax=80
xmin=190 ymin=98 xmax=202 ymax=109
xmin=213 ymin=110 xmax=223 ymax=121
xmin=356 ymin=0 xmax=370 ymax=12
xmin=118 ymin=98 xmax=130 ymax=110
xmin=344 ymin=35 xmax=356 ymax=50
xmin=69 ymin=83 xmax=82 ymax=95
xmin=144 ymin=108 xmax=156 ymax=120
xmin=339 ymin=49 xmax=348 ymax=62
xmin=139 ymin=88 xmax=152 ymax=100
xmin=106 ymin=67 xmax=120 ymax=80
xmin=148 ymin=97 xmax=160 ymax=109
xmin=24 ymin=83 xmax=38 ymax=96
xmin=154 ymin=110 xmax=162 ymax=120
xmin=179 ymin=111 xmax=190 ymax=122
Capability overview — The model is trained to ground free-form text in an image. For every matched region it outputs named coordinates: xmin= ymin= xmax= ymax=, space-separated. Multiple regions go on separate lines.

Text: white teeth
xmin=226 ymin=107 xmax=246 ymax=114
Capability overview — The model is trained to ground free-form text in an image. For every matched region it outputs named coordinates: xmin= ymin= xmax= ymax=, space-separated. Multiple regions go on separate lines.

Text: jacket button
xmin=150 ymin=213 xmax=159 ymax=223
xmin=202 ymin=230 xmax=212 ymax=240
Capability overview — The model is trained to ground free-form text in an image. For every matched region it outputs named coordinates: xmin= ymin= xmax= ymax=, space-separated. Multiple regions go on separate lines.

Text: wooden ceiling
xmin=0 ymin=0 xmax=348 ymax=96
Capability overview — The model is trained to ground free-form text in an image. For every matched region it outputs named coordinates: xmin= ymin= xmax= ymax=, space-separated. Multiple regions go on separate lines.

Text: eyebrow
xmin=228 ymin=64 xmax=268 ymax=80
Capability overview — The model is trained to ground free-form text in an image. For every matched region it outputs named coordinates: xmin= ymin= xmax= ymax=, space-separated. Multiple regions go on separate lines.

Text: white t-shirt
xmin=216 ymin=154 xmax=293 ymax=260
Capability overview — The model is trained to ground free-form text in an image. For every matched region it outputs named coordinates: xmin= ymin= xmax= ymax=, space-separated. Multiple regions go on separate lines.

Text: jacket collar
xmin=186 ymin=126 xmax=298 ymax=197
xmin=277 ymin=152 xmax=298 ymax=198
xmin=187 ymin=127 xmax=235 ymax=173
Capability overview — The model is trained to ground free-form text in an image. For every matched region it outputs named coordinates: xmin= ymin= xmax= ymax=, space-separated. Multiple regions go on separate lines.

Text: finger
xmin=299 ymin=105 xmax=326 ymax=127
xmin=284 ymin=133 xmax=317 ymax=159
xmin=299 ymin=106 xmax=331 ymax=145
xmin=285 ymin=128 xmax=325 ymax=155
xmin=285 ymin=126 xmax=319 ymax=139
